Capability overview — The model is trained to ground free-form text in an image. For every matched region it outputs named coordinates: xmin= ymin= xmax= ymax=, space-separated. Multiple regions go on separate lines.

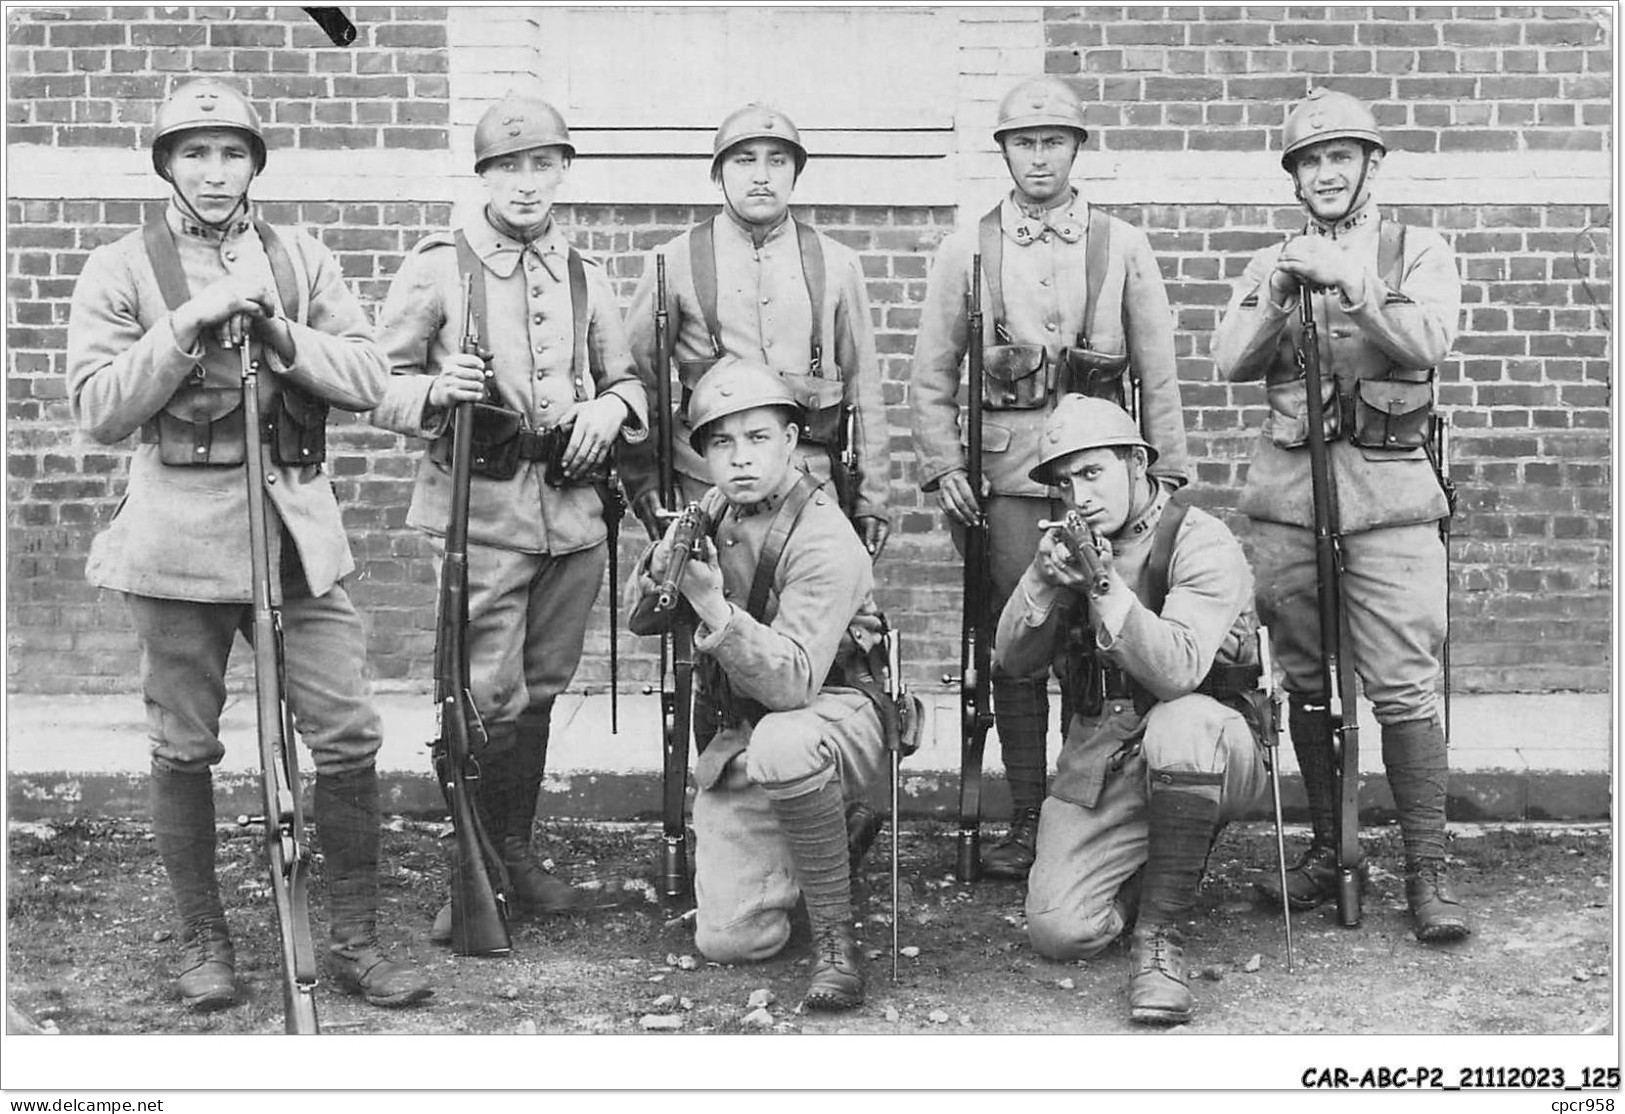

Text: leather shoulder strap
xmin=252 ymin=219 xmax=305 ymax=325
xmin=689 ymin=218 xmax=724 ymax=357
xmin=142 ymin=216 xmax=191 ymax=312
xmin=568 ymin=246 xmax=590 ymax=399
xmin=794 ymin=220 xmax=826 ymax=374
xmin=977 ymin=203 xmax=1003 ymax=337
xmin=1143 ymin=497 xmax=1190 ymax=616
xmin=1377 ymin=219 xmax=1407 ymax=291
xmin=745 ymin=473 xmax=821 ymax=621
xmin=1081 ymin=205 xmax=1112 ymax=347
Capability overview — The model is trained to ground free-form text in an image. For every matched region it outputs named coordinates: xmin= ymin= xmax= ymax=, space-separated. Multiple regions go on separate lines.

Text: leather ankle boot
xmin=1406 ymin=860 xmax=1471 ymax=942
xmin=1129 ymin=923 xmax=1190 ymax=1025
xmin=804 ymin=925 xmax=865 ymax=1011
xmin=981 ymin=806 xmax=1042 ymax=880
xmin=176 ymin=920 xmax=236 ymax=1011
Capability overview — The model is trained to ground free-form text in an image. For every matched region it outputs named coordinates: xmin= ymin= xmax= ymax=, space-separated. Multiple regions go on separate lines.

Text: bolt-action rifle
xmin=235 ymin=329 xmax=320 ymax=1033
xmin=1297 ymin=283 xmax=1363 ymax=928
xmin=1256 ymin=626 xmax=1294 ymax=972
xmin=950 ymin=256 xmax=995 ymax=883
xmin=1037 ymin=510 xmax=1113 ymax=598
xmin=430 ymin=275 xmax=512 ymax=957
xmin=652 ymin=254 xmax=697 ymax=904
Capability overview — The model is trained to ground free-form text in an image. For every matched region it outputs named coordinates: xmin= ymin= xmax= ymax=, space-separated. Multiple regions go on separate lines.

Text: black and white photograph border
xmin=2 ymin=0 xmax=1618 ymax=1100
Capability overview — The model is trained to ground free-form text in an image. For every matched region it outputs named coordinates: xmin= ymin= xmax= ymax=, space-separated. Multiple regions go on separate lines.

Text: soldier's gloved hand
xmin=557 ymin=395 xmax=629 ymax=479
xmin=856 ymin=515 xmax=890 ymax=559
xmin=631 ymin=490 xmax=665 ymax=542
xmin=427 ymin=352 xmax=491 ymax=409
xmin=935 ymin=468 xmax=985 ymax=528
xmin=1275 ymin=235 xmax=1365 ymax=305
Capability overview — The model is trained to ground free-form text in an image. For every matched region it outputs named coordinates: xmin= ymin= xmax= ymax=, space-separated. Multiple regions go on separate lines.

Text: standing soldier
xmin=1213 ymin=88 xmax=1468 ymax=941
xmin=911 ymin=76 xmax=1190 ymax=880
xmin=67 ymin=78 xmax=429 ymax=1011
xmin=370 ymin=94 xmax=649 ymax=940
xmin=1004 ymin=396 xmax=1265 ymax=1026
xmin=628 ymin=359 xmax=890 ymax=1011
xmin=622 ymin=102 xmax=891 ymax=558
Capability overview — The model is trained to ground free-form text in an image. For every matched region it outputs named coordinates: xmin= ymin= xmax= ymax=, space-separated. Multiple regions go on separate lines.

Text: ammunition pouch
xmin=982 ymin=344 xmax=1049 ymax=410
xmin=1264 ymin=368 xmax=1343 ymax=450
xmin=1350 ymin=367 xmax=1434 ymax=451
xmin=782 ymin=372 xmax=845 ymax=448
xmin=267 ymin=385 xmax=329 ymax=466
xmin=144 ymin=387 xmax=246 ymax=467
xmin=466 ymin=401 xmax=524 ymax=480
xmin=143 ymin=382 xmax=328 ymax=468
xmin=1055 ymin=346 xmax=1130 ymax=407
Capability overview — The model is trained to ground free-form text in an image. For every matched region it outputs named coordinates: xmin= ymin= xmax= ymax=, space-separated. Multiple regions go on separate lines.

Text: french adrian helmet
xmin=1030 ymin=394 xmax=1155 ymax=485
xmin=686 ymin=357 xmax=805 ymax=453
xmin=711 ymin=103 xmax=807 ymax=177
xmin=473 ymin=95 xmax=575 ymax=172
xmin=1280 ymin=88 xmax=1384 ymax=170
xmin=994 ymin=76 xmax=1089 ymax=146
xmin=151 ymin=79 xmax=266 ymax=177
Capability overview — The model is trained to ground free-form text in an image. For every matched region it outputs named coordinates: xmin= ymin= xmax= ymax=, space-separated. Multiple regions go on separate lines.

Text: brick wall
xmin=6 ymin=5 xmax=1614 ymax=696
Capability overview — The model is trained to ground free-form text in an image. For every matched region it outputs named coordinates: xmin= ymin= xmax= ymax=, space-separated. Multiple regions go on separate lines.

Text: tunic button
xmin=265 ymin=473 xmax=278 ymax=485
xmin=531 ymin=287 xmax=542 ymax=297
xmin=723 ymin=589 xmax=733 ymax=599
xmin=725 ymin=538 xmax=737 ymax=547
xmin=533 ymin=314 xmax=544 ymax=324
xmin=535 ymin=343 xmax=545 ymax=352
xmin=760 ymin=296 xmax=770 ymax=305
xmin=223 ymin=250 xmax=237 ymax=262
xmin=1112 ymin=703 xmax=1124 ymax=714
xmin=1157 ymin=773 xmax=1174 ymax=785
xmin=1045 ymin=321 xmax=1058 ymax=331
xmin=540 ymin=399 xmax=551 ymax=409
xmin=1040 ymin=277 xmax=1051 ymax=287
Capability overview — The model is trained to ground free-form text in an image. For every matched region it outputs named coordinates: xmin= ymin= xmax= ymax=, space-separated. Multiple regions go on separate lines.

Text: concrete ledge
xmin=6 ymin=691 xmax=1612 ymax=824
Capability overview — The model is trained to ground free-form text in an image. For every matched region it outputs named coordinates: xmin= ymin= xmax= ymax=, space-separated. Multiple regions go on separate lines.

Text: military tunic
xmin=630 ymin=473 xmax=886 ymax=963
xmin=1213 ymin=200 xmax=1460 ymax=723
xmin=995 ymin=491 xmax=1267 ymax=960
xmin=371 ymin=208 xmax=648 ymax=729
xmin=622 ymin=212 xmax=889 ymax=521
xmin=68 ymin=202 xmax=389 ymax=774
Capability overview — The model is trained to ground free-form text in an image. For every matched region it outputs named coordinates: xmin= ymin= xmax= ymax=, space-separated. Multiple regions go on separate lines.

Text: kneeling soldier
xmin=629 ymin=358 xmax=887 ymax=1011
xmin=370 ymin=94 xmax=648 ymax=937
xmin=1001 ymin=396 xmax=1266 ymax=1025
xmin=67 ymin=78 xmax=429 ymax=1010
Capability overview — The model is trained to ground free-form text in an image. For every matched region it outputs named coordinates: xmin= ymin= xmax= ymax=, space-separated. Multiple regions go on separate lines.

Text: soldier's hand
xmin=176 ymin=277 xmax=277 ymax=349
xmin=632 ymin=491 xmax=665 ymax=541
xmin=1275 ymin=236 xmax=1365 ymax=304
xmin=677 ymin=544 xmax=729 ymax=628
xmin=1034 ymin=529 xmax=1090 ymax=590
xmin=856 ymin=515 xmax=890 ymax=560
xmin=936 ymin=469 xmax=983 ymax=528
xmin=427 ymin=352 xmax=491 ymax=409
xmin=557 ymin=395 xmax=628 ymax=479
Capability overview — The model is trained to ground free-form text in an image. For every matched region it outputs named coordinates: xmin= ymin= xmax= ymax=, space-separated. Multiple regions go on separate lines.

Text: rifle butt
xmin=448 ymin=801 xmax=512 ymax=956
